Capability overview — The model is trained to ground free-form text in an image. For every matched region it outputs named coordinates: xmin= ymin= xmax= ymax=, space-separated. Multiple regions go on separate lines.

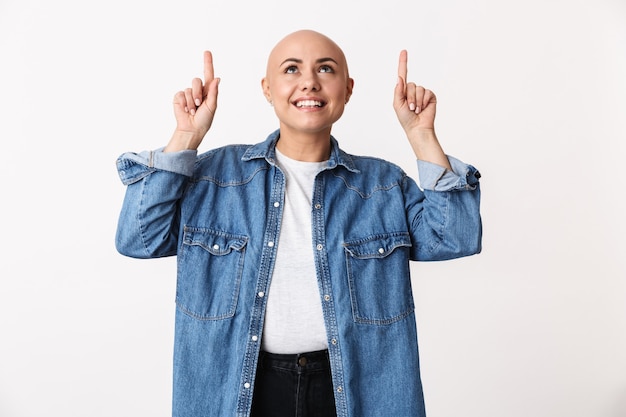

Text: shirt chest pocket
xmin=344 ymin=233 xmax=414 ymax=325
xmin=177 ymin=227 xmax=248 ymax=320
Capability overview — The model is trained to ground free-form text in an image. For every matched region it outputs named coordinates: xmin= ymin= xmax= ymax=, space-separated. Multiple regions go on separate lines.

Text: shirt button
xmin=314 ymin=203 xmax=321 ymax=209
xmin=378 ymin=247 xmax=384 ymax=254
xmin=274 ymin=201 xmax=280 ymax=207
xmin=331 ymin=338 xmax=337 ymax=345
xmin=337 ymin=386 xmax=343 ymax=393
xmin=213 ymin=244 xmax=220 ymax=250
xmin=251 ymin=335 xmax=258 ymax=342
xmin=258 ymin=291 xmax=265 ymax=298
xmin=316 ymin=244 xmax=323 ymax=251
xmin=324 ymin=294 xmax=331 ymax=301
xmin=244 ymin=382 xmax=251 ymax=389
xmin=268 ymin=241 xmax=274 ymax=247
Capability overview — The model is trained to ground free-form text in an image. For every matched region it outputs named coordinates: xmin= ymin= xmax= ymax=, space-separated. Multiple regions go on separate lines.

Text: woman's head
xmin=262 ymin=30 xmax=354 ymax=139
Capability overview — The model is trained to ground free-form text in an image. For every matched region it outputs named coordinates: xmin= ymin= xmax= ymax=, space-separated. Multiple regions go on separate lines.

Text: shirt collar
xmin=241 ymin=129 xmax=359 ymax=173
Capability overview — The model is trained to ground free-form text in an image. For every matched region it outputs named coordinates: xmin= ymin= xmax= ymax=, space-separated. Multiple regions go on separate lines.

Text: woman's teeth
xmin=296 ymin=100 xmax=323 ymax=108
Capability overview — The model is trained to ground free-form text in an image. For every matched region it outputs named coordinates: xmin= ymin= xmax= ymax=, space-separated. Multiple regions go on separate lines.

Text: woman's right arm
xmin=115 ymin=51 xmax=220 ymax=258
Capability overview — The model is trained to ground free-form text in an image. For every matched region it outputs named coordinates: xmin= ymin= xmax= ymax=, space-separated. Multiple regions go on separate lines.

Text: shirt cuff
xmin=417 ymin=155 xmax=481 ymax=191
xmin=131 ymin=147 xmax=198 ymax=177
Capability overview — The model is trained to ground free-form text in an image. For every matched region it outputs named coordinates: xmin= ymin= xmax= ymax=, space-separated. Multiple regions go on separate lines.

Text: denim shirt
xmin=115 ymin=130 xmax=482 ymax=417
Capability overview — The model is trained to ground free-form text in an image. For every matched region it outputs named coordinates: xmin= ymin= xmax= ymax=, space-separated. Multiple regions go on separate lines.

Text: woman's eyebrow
xmin=279 ymin=57 xmax=339 ymax=66
xmin=316 ymin=57 xmax=339 ymax=65
xmin=280 ymin=58 xmax=302 ymax=66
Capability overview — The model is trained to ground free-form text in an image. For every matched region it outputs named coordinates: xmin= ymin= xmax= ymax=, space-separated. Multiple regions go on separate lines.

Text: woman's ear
xmin=261 ymin=77 xmax=272 ymax=104
xmin=345 ymin=77 xmax=354 ymax=104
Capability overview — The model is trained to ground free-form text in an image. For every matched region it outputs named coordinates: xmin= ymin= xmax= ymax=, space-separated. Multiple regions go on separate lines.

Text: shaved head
xmin=260 ymin=29 xmax=354 ymax=148
xmin=265 ymin=30 xmax=350 ymax=79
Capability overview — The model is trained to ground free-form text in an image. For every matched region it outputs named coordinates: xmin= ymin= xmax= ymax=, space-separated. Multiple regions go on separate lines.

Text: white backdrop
xmin=1 ymin=0 xmax=625 ymax=416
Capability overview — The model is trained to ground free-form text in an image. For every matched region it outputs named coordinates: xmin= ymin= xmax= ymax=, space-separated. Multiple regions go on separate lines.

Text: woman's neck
xmin=275 ymin=129 xmax=332 ymax=162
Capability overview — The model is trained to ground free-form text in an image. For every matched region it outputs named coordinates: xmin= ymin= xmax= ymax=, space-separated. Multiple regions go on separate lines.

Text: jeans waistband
xmin=258 ymin=349 xmax=330 ymax=372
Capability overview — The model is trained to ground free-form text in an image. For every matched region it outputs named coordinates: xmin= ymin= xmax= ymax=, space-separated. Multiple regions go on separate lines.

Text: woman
xmin=116 ymin=29 xmax=482 ymax=417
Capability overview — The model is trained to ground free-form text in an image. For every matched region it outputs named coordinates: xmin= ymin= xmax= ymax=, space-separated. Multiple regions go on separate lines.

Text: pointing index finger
xmin=398 ymin=50 xmax=408 ymax=83
xmin=203 ymin=51 xmax=214 ymax=84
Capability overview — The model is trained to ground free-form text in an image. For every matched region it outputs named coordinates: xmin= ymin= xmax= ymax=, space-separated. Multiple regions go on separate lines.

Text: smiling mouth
xmin=295 ymin=99 xmax=325 ymax=108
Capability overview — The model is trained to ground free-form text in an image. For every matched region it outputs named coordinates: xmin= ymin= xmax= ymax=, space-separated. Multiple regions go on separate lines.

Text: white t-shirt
xmin=261 ymin=149 xmax=328 ymax=354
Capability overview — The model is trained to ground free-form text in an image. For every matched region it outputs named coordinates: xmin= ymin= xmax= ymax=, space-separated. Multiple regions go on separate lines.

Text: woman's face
xmin=262 ymin=31 xmax=354 ymax=139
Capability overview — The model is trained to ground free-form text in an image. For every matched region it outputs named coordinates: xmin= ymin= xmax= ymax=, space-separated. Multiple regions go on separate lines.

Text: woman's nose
xmin=300 ymin=71 xmax=320 ymax=91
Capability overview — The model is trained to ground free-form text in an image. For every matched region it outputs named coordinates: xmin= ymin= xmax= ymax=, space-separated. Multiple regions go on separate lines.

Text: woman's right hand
xmin=164 ymin=51 xmax=220 ymax=152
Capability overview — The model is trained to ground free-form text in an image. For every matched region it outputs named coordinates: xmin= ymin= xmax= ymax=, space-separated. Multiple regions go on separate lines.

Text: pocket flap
xmin=183 ymin=227 xmax=248 ymax=255
xmin=344 ymin=233 xmax=411 ymax=259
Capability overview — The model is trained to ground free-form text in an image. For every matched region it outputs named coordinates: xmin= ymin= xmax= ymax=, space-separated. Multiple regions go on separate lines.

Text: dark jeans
xmin=251 ymin=349 xmax=337 ymax=417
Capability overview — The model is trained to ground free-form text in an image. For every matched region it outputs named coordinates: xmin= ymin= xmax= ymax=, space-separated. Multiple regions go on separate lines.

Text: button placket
xmin=310 ymin=178 xmax=347 ymax=412
xmin=238 ymin=169 xmax=285 ymax=414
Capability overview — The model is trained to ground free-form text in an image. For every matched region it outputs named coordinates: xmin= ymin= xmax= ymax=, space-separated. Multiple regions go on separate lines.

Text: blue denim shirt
xmin=115 ymin=130 xmax=482 ymax=417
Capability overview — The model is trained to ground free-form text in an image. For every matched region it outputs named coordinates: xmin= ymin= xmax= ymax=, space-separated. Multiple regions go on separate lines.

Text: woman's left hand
xmin=393 ymin=50 xmax=437 ymax=134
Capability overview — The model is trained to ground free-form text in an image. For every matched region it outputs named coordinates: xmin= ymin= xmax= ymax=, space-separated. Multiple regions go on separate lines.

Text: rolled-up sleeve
xmin=407 ymin=155 xmax=482 ymax=261
xmin=115 ymin=148 xmax=198 ymax=259
xmin=116 ymin=148 xmax=198 ymax=185
xmin=417 ymin=155 xmax=481 ymax=191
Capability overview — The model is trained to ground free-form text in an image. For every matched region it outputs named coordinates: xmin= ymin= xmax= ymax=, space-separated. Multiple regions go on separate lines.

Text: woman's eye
xmin=285 ymin=66 xmax=298 ymax=74
xmin=319 ymin=65 xmax=334 ymax=73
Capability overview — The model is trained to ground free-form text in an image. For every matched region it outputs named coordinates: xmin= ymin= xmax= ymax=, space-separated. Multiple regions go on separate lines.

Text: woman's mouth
xmin=294 ymin=99 xmax=325 ymax=108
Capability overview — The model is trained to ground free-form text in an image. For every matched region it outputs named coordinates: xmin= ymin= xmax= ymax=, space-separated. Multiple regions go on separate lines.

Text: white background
xmin=1 ymin=0 xmax=625 ymax=416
